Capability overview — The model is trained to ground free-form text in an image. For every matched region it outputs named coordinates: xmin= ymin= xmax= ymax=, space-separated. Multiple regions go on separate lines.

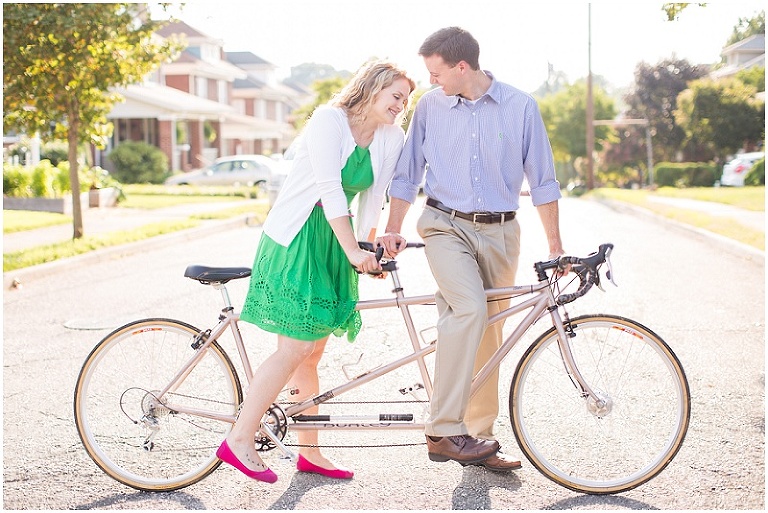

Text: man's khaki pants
xmin=417 ymin=205 xmax=520 ymax=438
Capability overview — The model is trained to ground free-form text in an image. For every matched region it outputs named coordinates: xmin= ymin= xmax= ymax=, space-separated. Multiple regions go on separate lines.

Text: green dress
xmin=240 ymin=146 xmax=373 ymax=342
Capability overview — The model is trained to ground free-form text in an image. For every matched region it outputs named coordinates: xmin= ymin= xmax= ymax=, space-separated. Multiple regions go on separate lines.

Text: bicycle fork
xmin=551 ymin=310 xmax=612 ymax=417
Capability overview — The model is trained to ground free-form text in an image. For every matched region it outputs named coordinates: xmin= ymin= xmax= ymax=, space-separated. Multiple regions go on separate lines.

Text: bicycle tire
xmin=74 ymin=318 xmax=243 ymax=491
xmin=510 ymin=314 xmax=690 ymax=494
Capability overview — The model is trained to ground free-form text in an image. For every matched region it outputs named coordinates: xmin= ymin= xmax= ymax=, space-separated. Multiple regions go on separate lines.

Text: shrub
xmin=30 ymin=159 xmax=59 ymax=197
xmin=107 ymin=141 xmax=169 ymax=184
xmin=654 ymin=162 xmax=718 ymax=187
xmin=744 ymin=158 xmax=765 ymax=186
xmin=3 ymin=162 xmax=33 ymax=197
xmin=2 ymin=160 xmax=123 ymax=198
xmin=40 ymin=142 xmax=69 ymax=166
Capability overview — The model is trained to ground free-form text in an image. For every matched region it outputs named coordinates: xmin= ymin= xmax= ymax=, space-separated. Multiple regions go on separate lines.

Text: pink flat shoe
xmin=216 ymin=440 xmax=278 ymax=483
xmin=296 ymin=454 xmax=354 ymax=479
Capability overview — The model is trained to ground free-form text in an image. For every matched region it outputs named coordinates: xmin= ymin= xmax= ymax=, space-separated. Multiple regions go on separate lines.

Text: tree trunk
xmin=68 ymin=115 xmax=84 ymax=239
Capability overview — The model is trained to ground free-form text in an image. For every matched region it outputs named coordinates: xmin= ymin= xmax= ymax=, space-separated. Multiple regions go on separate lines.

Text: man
xmin=377 ymin=27 xmax=565 ymax=472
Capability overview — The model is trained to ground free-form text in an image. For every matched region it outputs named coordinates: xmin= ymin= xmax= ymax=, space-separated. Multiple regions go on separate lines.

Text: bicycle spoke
xmin=74 ymin=320 xmax=242 ymax=491
xmin=511 ymin=315 xmax=690 ymax=494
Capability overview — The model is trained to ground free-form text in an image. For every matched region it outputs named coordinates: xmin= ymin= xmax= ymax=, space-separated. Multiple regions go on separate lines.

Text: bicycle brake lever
xmin=604 ymin=252 xmax=617 ymax=287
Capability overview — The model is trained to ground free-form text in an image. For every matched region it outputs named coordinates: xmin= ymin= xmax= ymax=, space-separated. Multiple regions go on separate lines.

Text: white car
xmin=164 ymin=155 xmax=278 ymax=187
xmin=720 ymin=152 xmax=764 ymax=187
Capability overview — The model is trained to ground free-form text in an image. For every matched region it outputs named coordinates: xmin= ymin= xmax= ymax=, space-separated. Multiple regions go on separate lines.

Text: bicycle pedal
xmin=399 ymin=383 xmax=425 ymax=395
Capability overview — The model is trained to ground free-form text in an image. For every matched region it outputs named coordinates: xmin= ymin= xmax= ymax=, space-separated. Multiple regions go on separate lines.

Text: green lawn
xmin=3 ymin=210 xmax=71 ymax=233
xmin=586 ymin=186 xmax=764 ymax=250
xmin=4 ymin=185 xmax=763 ymax=272
xmin=3 ymin=185 xmax=269 ymax=272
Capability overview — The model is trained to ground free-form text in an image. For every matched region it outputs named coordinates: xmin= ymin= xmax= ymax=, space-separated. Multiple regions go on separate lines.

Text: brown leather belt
xmin=426 ymin=197 xmax=516 ymax=224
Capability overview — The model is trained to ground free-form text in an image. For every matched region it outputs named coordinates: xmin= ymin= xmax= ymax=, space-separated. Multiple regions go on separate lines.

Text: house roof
xmin=711 ymin=33 xmax=766 ymax=79
xmin=108 ymin=83 xmax=234 ymax=119
xmin=163 ymin=52 xmax=247 ymax=81
xmin=722 ymin=34 xmax=766 ymax=56
xmin=157 ymin=20 xmax=218 ymax=42
xmin=219 ymin=112 xmax=292 ymax=140
xmin=225 ymin=51 xmax=273 ymax=67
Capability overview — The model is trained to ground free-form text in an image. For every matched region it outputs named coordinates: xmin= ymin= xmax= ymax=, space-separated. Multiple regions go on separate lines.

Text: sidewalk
xmin=3 ymin=195 xmax=763 ymax=289
xmin=2 ymin=199 xmax=265 ymax=289
xmin=646 ymin=195 xmax=765 ymax=233
xmin=2 ymin=199 xmax=265 ymax=254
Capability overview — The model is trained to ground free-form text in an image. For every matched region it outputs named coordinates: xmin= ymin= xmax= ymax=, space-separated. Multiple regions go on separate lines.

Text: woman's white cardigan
xmin=263 ymin=105 xmax=406 ymax=247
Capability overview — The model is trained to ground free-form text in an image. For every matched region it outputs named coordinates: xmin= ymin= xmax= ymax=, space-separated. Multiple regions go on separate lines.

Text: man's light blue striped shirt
xmin=389 ymin=72 xmax=561 ymax=213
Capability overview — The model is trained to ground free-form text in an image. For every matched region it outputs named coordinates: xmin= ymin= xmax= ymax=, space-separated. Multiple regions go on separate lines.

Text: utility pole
xmin=594 ymin=119 xmax=654 ymax=187
xmin=586 ymin=3 xmax=595 ymax=190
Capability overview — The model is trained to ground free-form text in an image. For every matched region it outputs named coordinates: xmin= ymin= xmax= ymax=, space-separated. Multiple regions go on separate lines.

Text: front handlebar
xmin=534 ymin=243 xmax=615 ymax=305
xmin=357 ymin=241 xmax=425 ymax=274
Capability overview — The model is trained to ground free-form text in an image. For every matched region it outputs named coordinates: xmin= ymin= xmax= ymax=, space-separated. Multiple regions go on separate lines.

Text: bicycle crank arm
xmin=259 ymin=424 xmax=297 ymax=462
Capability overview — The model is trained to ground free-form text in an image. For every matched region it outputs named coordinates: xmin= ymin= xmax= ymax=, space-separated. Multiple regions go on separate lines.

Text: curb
xmin=595 ymin=198 xmax=765 ymax=262
xmin=3 ymin=214 xmax=260 ymax=291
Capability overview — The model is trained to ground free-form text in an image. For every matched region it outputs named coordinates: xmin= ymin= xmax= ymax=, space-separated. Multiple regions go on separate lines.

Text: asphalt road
xmin=2 ymin=197 xmax=764 ymax=510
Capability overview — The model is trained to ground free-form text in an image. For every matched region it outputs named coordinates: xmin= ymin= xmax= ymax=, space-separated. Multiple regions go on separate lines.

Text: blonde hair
xmin=331 ymin=60 xmax=416 ymax=125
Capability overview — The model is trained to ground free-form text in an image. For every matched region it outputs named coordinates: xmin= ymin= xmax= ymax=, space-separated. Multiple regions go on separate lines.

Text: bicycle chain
xmin=156 ymin=393 xmax=429 ymax=449
xmin=278 ymin=398 xmax=429 ymax=449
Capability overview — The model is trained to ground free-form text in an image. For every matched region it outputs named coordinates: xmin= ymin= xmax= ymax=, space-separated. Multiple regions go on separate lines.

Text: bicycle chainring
xmin=255 ymin=403 xmax=288 ymax=452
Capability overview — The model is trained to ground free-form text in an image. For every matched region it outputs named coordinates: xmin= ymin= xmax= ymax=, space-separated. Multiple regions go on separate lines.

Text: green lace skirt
xmin=239 ymin=206 xmax=362 ymax=342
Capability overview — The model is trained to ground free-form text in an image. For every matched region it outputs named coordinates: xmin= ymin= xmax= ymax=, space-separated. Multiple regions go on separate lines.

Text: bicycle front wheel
xmin=510 ymin=315 xmax=690 ymax=494
xmin=74 ymin=319 xmax=243 ymax=491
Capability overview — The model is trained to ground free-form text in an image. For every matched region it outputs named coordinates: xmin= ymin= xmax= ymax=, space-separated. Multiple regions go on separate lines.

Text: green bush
xmin=654 ymin=162 xmax=718 ymax=187
xmin=3 ymin=162 xmax=33 ymax=197
xmin=744 ymin=158 xmax=765 ymax=186
xmin=2 ymin=160 xmax=123 ymax=198
xmin=107 ymin=141 xmax=169 ymax=184
xmin=40 ymin=142 xmax=69 ymax=166
xmin=30 ymin=159 xmax=58 ymax=197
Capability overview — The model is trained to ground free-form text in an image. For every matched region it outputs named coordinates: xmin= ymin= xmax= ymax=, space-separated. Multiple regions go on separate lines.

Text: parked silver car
xmin=720 ymin=151 xmax=764 ymax=187
xmin=164 ymin=155 xmax=278 ymax=187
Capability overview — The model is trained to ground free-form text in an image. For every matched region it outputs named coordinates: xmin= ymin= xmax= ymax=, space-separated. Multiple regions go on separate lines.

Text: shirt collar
xmin=447 ymin=70 xmax=500 ymax=108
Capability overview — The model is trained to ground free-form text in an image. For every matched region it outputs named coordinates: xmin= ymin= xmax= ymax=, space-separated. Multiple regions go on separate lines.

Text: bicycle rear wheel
xmin=510 ymin=315 xmax=690 ymax=494
xmin=74 ymin=319 xmax=243 ymax=491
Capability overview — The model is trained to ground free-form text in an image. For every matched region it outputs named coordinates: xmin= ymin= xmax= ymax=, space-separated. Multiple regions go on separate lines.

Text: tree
xmin=538 ymin=81 xmax=617 ymax=185
xmin=725 ymin=10 xmax=765 ymax=46
xmin=674 ymin=78 xmax=765 ymax=157
xmin=662 ymin=3 xmax=707 ymax=21
xmin=3 ymin=3 xmax=181 ymax=239
xmin=736 ymin=66 xmax=766 ymax=92
xmin=290 ymin=76 xmax=349 ymax=131
xmin=623 ymin=58 xmax=708 ymax=162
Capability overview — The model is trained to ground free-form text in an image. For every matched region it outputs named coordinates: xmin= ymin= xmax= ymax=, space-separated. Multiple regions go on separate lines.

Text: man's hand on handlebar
xmin=375 ymin=232 xmax=407 ymax=258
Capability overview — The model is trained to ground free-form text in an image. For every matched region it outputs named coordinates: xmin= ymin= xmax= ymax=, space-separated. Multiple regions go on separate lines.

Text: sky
xmin=156 ymin=1 xmax=765 ymax=93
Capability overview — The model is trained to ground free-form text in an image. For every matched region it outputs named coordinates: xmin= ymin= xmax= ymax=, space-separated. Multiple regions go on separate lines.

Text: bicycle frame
xmin=152 ymin=261 xmax=602 ymax=445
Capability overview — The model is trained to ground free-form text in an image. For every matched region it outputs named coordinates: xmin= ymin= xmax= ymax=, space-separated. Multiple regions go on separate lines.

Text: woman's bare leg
xmin=288 ymin=337 xmax=349 ymax=471
xmin=224 ymin=335 xmax=317 ymax=472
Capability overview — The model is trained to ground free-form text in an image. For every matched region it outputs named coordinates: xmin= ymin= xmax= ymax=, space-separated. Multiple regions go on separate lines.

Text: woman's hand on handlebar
xmin=348 ymin=247 xmax=382 ymax=275
xmin=375 ymin=232 xmax=407 ymax=258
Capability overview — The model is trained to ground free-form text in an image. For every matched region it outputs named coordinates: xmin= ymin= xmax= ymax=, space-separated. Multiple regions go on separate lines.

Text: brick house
xmin=96 ymin=20 xmax=307 ymax=173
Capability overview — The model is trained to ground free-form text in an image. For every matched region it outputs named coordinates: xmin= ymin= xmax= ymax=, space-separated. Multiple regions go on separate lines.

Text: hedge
xmin=654 ymin=162 xmax=718 ymax=188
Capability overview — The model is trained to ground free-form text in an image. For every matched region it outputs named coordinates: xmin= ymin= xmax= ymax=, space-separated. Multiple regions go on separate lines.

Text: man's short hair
xmin=418 ymin=27 xmax=480 ymax=70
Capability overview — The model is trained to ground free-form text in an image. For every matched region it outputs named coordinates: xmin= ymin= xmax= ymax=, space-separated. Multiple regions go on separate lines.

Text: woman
xmin=217 ymin=60 xmax=416 ymax=483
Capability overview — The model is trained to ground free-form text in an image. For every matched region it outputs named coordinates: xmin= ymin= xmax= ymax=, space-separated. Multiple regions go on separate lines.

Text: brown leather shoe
xmin=426 ymin=435 xmax=500 ymax=464
xmin=466 ymin=452 xmax=522 ymax=472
